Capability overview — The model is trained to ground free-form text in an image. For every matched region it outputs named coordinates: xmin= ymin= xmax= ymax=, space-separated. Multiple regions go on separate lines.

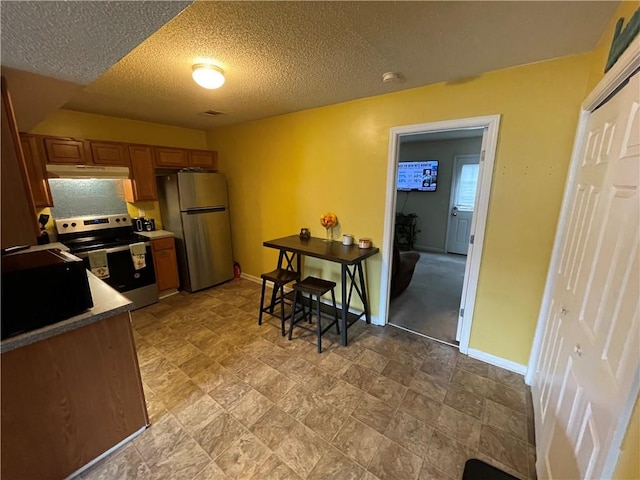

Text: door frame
xmin=526 ymin=36 xmax=640 ymax=477
xmin=445 ymin=153 xmax=482 ymax=256
xmin=379 ymin=115 xmax=500 ymax=353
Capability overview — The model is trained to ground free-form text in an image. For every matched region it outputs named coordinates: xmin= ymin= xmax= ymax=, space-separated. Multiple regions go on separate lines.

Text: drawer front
xmin=151 ymin=237 xmax=175 ymax=251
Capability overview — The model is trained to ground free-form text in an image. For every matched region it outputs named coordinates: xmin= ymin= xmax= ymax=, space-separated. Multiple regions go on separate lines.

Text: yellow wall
xmin=206 ymin=53 xmax=591 ymax=365
xmin=615 ymin=396 xmax=640 ymax=480
xmin=31 ymin=109 xmax=209 ymax=230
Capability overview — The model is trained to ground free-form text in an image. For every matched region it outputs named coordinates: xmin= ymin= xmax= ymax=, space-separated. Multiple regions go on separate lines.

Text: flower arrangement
xmin=320 ymin=212 xmax=338 ymax=241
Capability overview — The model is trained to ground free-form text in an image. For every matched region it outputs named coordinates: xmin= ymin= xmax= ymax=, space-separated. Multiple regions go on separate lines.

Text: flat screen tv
xmin=397 ymin=160 xmax=438 ymax=192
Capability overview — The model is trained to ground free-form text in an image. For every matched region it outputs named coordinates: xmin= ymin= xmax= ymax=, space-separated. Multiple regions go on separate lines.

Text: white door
xmin=533 ymin=72 xmax=639 ymax=479
xmin=446 ymin=154 xmax=480 ymax=255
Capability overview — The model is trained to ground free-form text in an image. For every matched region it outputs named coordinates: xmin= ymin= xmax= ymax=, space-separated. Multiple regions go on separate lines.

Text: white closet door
xmin=533 ymin=72 xmax=639 ymax=480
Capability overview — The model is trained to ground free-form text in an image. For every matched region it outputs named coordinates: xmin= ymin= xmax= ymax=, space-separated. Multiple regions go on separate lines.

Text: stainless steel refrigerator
xmin=158 ymin=171 xmax=234 ymax=292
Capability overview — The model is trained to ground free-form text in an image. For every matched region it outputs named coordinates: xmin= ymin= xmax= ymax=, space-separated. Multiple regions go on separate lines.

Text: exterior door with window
xmin=446 ymin=154 xmax=480 ymax=255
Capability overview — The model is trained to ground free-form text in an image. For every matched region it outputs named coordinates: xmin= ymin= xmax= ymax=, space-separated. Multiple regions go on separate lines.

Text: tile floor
xmin=81 ymin=279 xmax=537 ymax=480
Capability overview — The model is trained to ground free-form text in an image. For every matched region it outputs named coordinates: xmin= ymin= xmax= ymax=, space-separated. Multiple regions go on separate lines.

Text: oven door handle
xmin=74 ymin=243 xmax=151 ymax=258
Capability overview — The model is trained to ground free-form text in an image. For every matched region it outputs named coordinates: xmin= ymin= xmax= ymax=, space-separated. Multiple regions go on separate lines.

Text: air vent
xmin=199 ymin=110 xmax=224 ymax=117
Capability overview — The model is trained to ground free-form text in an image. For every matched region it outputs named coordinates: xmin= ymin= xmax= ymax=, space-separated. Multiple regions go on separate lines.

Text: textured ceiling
xmin=1 ymin=1 xmax=191 ymax=84
xmin=5 ymin=1 xmax=619 ymax=131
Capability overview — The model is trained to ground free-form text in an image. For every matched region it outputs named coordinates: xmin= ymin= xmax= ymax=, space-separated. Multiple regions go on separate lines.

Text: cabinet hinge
xmin=460 ymin=308 xmax=465 ymax=317
xmin=480 ymin=150 xmax=485 ymax=162
xmin=470 ymin=235 xmax=475 ymax=245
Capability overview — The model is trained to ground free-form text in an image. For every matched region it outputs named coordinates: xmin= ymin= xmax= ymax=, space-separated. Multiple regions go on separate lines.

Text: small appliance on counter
xmin=1 ymin=249 xmax=94 ymax=339
xmin=132 ymin=217 xmax=156 ymax=232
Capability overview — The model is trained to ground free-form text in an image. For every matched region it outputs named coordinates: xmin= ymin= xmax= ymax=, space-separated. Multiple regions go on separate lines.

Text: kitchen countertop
xmin=4 ymin=242 xmax=70 ymax=255
xmin=136 ymin=230 xmax=174 ymax=240
xmin=0 ymin=270 xmax=133 ymax=354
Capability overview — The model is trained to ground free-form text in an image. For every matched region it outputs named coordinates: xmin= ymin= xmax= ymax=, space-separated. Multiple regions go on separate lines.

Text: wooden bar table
xmin=263 ymin=235 xmax=379 ymax=346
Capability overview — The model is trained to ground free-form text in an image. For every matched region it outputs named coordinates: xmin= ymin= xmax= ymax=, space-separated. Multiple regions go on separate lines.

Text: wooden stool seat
xmin=289 ymin=276 xmax=340 ymax=353
xmin=258 ymin=268 xmax=299 ymax=336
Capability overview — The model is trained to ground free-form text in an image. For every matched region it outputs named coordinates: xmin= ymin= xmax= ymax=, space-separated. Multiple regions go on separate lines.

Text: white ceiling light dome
xmin=192 ymin=64 xmax=225 ymax=89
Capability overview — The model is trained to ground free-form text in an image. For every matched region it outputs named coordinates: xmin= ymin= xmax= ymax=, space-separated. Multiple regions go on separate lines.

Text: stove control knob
xmin=71 ymin=222 xmax=77 ymax=227
xmin=62 ymin=223 xmax=69 ymax=229
xmin=115 ymin=218 xmax=120 ymax=222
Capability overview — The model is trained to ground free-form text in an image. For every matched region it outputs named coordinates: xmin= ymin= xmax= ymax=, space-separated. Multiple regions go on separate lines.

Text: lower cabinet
xmin=152 ymin=237 xmax=180 ymax=291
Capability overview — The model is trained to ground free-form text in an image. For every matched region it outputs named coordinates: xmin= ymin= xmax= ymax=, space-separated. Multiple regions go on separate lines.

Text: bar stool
xmin=288 ymin=276 xmax=340 ymax=353
xmin=258 ymin=268 xmax=299 ymax=336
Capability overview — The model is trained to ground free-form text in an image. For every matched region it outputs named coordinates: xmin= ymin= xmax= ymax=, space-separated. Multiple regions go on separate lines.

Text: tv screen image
xmin=397 ymin=160 xmax=439 ymax=192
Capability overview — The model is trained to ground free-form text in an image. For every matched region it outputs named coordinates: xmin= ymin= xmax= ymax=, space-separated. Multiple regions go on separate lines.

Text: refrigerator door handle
xmin=184 ymin=206 xmax=226 ymax=214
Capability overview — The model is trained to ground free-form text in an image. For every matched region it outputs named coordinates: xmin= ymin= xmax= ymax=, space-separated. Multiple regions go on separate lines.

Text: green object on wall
xmin=605 ymin=7 xmax=640 ymax=73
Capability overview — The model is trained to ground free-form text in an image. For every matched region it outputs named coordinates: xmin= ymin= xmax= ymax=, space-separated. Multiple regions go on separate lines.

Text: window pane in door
xmin=456 ymin=164 xmax=479 ymax=209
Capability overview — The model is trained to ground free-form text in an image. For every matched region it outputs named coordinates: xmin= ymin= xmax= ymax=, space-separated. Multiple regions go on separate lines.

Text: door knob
xmin=452 ymin=207 xmax=458 ymax=217
xmin=574 ymin=344 xmax=582 ymax=357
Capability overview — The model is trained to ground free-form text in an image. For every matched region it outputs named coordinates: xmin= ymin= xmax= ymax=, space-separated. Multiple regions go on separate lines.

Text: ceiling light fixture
xmin=192 ymin=64 xmax=225 ymax=89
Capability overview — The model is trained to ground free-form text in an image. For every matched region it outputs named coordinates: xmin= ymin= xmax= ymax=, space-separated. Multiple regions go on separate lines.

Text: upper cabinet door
xmin=155 ymin=147 xmax=188 ymax=168
xmin=44 ymin=138 xmax=88 ymax=164
xmin=125 ymin=145 xmax=157 ymax=202
xmin=20 ymin=135 xmax=53 ymax=208
xmin=90 ymin=142 xmax=130 ymax=166
xmin=189 ymin=150 xmax=217 ymax=170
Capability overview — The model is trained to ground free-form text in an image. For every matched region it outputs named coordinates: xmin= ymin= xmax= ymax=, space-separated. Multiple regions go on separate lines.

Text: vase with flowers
xmin=320 ymin=212 xmax=338 ymax=242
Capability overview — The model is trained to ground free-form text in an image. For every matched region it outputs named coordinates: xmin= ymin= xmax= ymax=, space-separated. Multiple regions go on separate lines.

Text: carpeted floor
xmin=389 ymin=251 xmax=466 ymax=345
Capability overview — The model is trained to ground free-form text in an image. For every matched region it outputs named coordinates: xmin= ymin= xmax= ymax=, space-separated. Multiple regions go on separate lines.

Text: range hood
xmin=46 ymin=164 xmax=130 ymax=179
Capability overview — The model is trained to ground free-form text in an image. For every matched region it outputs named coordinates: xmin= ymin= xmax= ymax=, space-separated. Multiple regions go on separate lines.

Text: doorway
xmin=390 ymin=134 xmax=482 ymax=345
xmin=379 ymin=115 xmax=500 ymax=354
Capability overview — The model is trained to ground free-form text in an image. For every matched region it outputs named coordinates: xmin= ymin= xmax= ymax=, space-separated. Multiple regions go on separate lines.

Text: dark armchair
xmin=390 ymin=243 xmax=420 ymax=299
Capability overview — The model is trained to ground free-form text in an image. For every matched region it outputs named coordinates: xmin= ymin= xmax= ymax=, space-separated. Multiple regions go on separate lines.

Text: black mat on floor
xmin=462 ymin=459 xmax=521 ymax=480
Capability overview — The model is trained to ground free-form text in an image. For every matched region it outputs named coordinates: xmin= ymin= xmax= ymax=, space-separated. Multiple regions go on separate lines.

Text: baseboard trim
xmin=240 ymin=272 xmax=261 ymax=284
xmin=64 ymin=425 xmax=146 ymax=480
xmin=467 ymin=348 xmax=528 ymax=378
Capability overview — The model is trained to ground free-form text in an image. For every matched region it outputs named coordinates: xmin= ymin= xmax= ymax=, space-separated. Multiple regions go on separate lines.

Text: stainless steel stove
xmin=55 ymin=214 xmax=158 ymax=309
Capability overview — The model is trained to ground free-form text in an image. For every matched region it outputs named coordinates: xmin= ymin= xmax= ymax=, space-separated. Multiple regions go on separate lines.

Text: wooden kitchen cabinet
xmin=90 ymin=141 xmax=130 ymax=166
xmin=155 ymin=147 xmax=189 ymax=168
xmin=19 ymin=134 xmax=53 ymax=208
xmin=43 ymin=137 xmax=89 ymax=164
xmin=1 ymin=312 xmax=148 ymax=480
xmin=124 ymin=145 xmax=157 ymax=202
xmin=152 ymin=237 xmax=180 ymax=291
xmin=1 ymin=77 xmax=38 ymax=249
xmin=189 ymin=149 xmax=218 ymax=169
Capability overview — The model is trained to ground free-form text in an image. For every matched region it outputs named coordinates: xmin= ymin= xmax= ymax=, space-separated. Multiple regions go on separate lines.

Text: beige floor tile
xmin=192 ymin=412 xmax=247 ymax=459
xmin=399 ymin=390 xmax=443 ymax=427
xmin=409 ymin=370 xmax=448 ymax=402
xmin=214 ymin=432 xmax=272 ymax=479
xmin=272 ymin=420 xmax=328 ymax=478
xmin=367 ymin=437 xmax=424 ymax=480
xmin=357 ymin=348 xmax=390 ymax=373
xmin=384 ymin=411 xmax=434 ymax=459
xmin=352 ymin=392 xmax=396 ymax=434
xmin=381 ymin=359 xmax=417 ymax=387
xmin=248 ymin=454 xmax=302 ymax=480
xmin=341 ymin=363 xmax=378 ymax=391
xmin=483 ymin=398 xmax=528 ymax=442
xmin=434 ymin=405 xmax=482 ymax=449
xmin=478 ymin=424 xmax=529 ymax=478
xmin=443 ymin=384 xmax=485 ymax=419
xmin=307 ymin=445 xmax=365 ymax=480
xmin=368 ymin=375 xmax=408 ymax=408
xmin=82 ymin=443 xmax=150 ymax=480
xmin=79 ymin=280 xmax=537 ymax=480
xmin=332 ymin=416 xmax=384 ymax=467
xmin=425 ymin=431 xmax=473 ymax=480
